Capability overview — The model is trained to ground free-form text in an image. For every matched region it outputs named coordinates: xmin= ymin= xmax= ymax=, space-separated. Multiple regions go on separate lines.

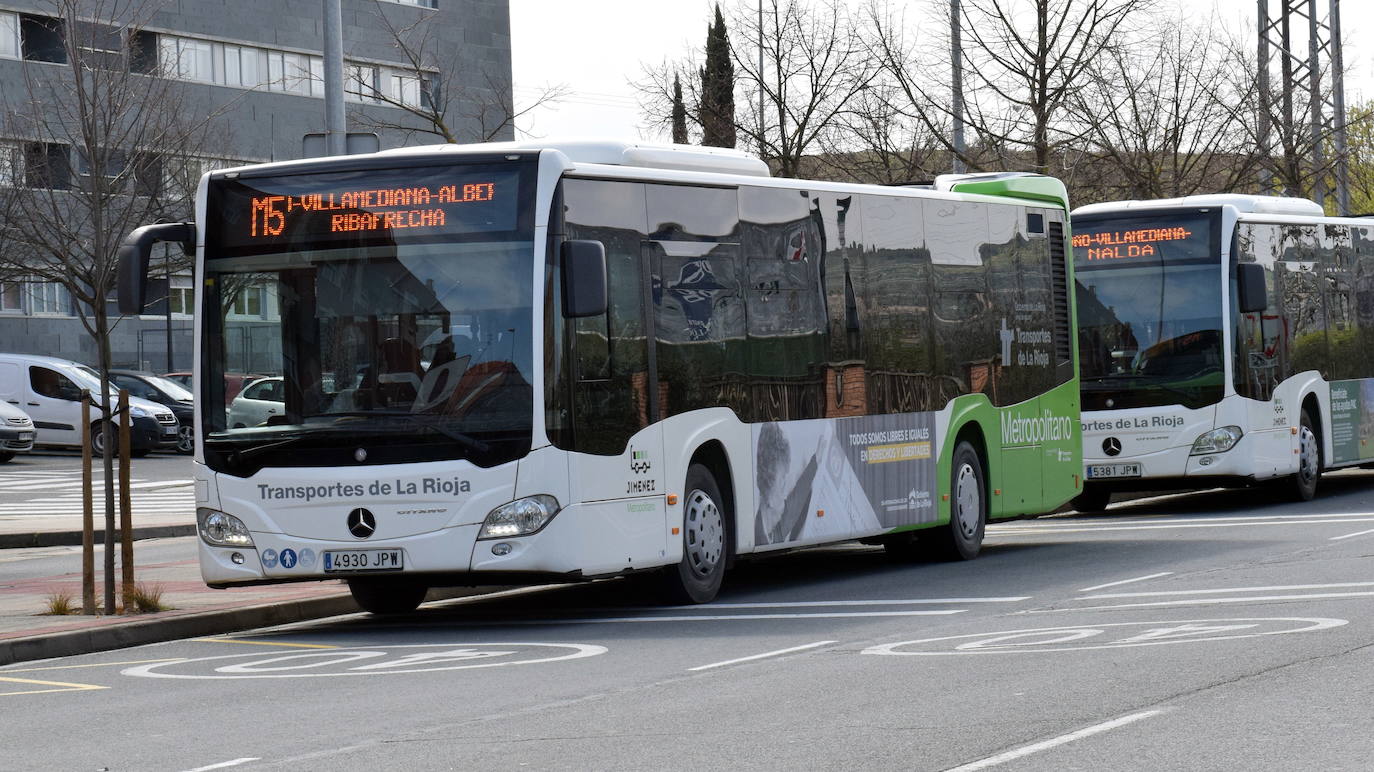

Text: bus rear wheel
xmin=348 ymin=578 xmax=428 ymax=615
xmin=923 ymin=441 xmax=985 ymax=561
xmin=662 ymin=464 xmax=727 ymax=604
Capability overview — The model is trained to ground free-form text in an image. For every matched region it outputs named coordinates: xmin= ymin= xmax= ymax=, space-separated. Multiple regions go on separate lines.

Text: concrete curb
xmin=0 ymin=586 xmax=492 ymax=667
xmin=0 ymin=525 xmax=197 ymax=550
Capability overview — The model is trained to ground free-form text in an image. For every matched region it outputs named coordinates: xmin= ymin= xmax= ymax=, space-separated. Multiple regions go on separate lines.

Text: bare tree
xmin=0 ymin=0 xmax=226 ymax=609
xmin=638 ymin=0 xmax=877 ymax=178
xmin=1069 ymin=18 xmax=1264 ymax=203
xmin=348 ymin=1 xmax=566 ymax=143
xmin=867 ymin=0 xmax=1155 ymax=177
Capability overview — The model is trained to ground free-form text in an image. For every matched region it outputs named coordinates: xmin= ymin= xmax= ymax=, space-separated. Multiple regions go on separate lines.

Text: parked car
xmin=108 ymin=370 xmax=195 ymax=454
xmin=227 ymin=376 xmax=284 ymax=427
xmin=164 ymin=371 xmax=264 ymax=405
xmin=0 ymin=400 xmax=35 ymax=462
xmin=0 ymin=354 xmax=179 ymax=456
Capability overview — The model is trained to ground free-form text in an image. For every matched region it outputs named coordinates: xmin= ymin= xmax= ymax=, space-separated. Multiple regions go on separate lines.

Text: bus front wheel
xmin=348 ymin=578 xmax=428 ymax=615
xmin=662 ymin=464 xmax=727 ymax=604
xmin=924 ymin=441 xmax=986 ymax=561
xmin=1288 ymin=410 xmax=1322 ymax=501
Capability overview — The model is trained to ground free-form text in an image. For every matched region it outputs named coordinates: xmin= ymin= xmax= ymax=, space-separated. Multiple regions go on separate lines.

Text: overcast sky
xmin=508 ymin=0 xmax=1374 ymax=142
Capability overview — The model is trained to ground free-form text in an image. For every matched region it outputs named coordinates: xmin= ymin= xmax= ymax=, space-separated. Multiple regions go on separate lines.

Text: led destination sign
xmin=1072 ymin=213 xmax=1213 ymax=265
xmin=207 ymin=164 xmax=526 ymax=258
xmin=250 ymin=182 xmax=498 ymax=238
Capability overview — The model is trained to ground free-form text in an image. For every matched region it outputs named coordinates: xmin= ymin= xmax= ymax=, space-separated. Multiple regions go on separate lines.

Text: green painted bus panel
xmin=946 ymin=176 xmax=1071 ymax=210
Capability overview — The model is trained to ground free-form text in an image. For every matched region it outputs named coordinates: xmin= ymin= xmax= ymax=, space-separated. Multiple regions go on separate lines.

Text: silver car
xmin=0 ymin=399 xmax=35 ymax=462
xmin=227 ymin=376 xmax=284 ymax=428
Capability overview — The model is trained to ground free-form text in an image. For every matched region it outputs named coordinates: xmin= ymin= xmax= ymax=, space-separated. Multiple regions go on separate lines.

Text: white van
xmin=0 ymin=354 xmax=179 ymax=455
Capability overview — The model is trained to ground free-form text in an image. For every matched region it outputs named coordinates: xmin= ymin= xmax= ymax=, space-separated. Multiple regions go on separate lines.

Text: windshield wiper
xmin=205 ymin=432 xmax=322 ymax=463
xmin=1081 ymin=373 xmax=1208 ymax=406
xmin=306 ymin=411 xmax=491 ymax=454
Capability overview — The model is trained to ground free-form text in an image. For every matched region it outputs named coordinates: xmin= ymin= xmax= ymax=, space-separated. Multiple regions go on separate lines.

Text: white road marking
xmin=500 ymin=610 xmax=967 ymax=625
xmin=1053 ymin=591 xmax=1374 ymax=612
xmin=1078 ymin=572 xmax=1174 ymax=593
xmin=1330 ymin=527 xmax=1374 ymax=541
xmin=1083 ymin=581 xmax=1374 ymax=599
xmin=943 ymin=710 xmax=1164 ymax=771
xmin=688 ymin=640 xmax=836 ymax=671
xmin=627 ymin=597 xmax=1028 ymax=610
xmin=998 ymin=511 xmax=1374 ymax=528
xmin=180 ymin=759 xmax=260 ymax=772
xmin=991 ymin=517 xmax=1374 ymax=535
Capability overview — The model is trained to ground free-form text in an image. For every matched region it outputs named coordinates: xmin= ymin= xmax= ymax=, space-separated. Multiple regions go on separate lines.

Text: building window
xmin=0 ymin=12 xmax=18 ymax=59
xmin=385 ymin=0 xmax=438 ymax=7
xmin=27 ymin=282 xmax=72 ymax=315
xmin=346 ymin=63 xmax=380 ymax=102
xmin=168 ymin=276 xmax=193 ymax=315
xmin=390 ymin=73 xmax=432 ymax=109
xmin=20 ymin=14 xmax=66 ymax=63
xmin=0 ymin=141 xmax=21 ymax=187
xmin=75 ymin=148 xmax=128 ymax=179
xmin=0 ymin=283 xmax=21 ymax=313
xmin=23 ymin=142 xmax=71 ymax=190
xmin=160 ymin=34 xmax=212 ymax=81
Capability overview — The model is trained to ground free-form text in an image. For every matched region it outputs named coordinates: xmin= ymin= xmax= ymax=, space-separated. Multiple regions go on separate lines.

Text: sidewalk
xmin=0 ymin=467 xmax=490 ymax=666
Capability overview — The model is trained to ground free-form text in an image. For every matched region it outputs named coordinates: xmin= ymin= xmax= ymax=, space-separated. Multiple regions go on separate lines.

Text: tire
xmin=1071 ymin=486 xmax=1112 ymax=513
xmin=347 ymin=579 xmax=428 ymax=615
xmin=662 ymin=463 xmax=728 ymax=604
xmin=176 ymin=425 xmax=194 ymax=454
xmin=90 ymin=423 xmax=107 ymax=457
xmin=923 ymin=440 xmax=986 ymax=561
xmin=0 ymin=452 xmax=14 ymax=463
xmin=1289 ymin=409 xmax=1321 ymax=501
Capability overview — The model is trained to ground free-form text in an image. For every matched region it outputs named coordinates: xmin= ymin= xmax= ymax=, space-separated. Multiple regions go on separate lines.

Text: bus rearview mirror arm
xmin=117 ymin=222 xmax=196 ymax=316
xmin=1236 ymin=263 xmax=1268 ymax=314
xmin=561 ymin=240 xmax=608 ymax=318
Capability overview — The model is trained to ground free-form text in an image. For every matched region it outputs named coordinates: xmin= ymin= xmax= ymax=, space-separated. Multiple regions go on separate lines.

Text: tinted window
xmin=563 ymin=178 xmax=651 ymax=455
xmin=30 ymin=366 xmax=80 ymax=400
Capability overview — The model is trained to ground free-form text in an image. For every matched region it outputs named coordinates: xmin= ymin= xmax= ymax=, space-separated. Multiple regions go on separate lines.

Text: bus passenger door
xmin=562 ymin=215 xmax=665 ymax=573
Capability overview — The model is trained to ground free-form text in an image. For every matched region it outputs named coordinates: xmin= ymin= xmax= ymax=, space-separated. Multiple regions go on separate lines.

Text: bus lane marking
xmin=192 ymin=638 xmax=340 ymax=649
xmin=122 ymin=642 xmax=607 ymax=680
xmin=181 ymin=759 xmax=261 ymax=772
xmin=1058 ymin=591 xmax=1374 ymax=611
xmin=0 ymin=658 xmax=179 ymax=673
xmin=863 ymin=617 xmax=1346 ymax=655
xmin=0 ymin=675 xmax=108 ymax=697
xmin=1330 ymin=527 xmax=1374 ymax=541
xmin=1082 ymin=581 xmax=1374 ymax=599
xmin=624 ymin=597 xmax=1028 ymax=610
xmin=1078 ymin=572 xmax=1174 ymax=592
xmin=941 ymin=710 xmax=1165 ymax=771
xmin=688 ymin=640 xmax=837 ymax=671
xmin=991 ymin=516 xmax=1374 ymax=535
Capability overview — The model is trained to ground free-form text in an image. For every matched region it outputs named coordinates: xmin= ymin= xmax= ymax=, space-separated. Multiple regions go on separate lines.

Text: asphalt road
xmin=4 ymin=471 xmax=1374 ymax=771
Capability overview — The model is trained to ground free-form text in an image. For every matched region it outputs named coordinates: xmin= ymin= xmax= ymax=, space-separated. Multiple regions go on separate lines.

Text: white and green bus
xmin=1072 ymin=194 xmax=1374 ymax=509
xmin=119 ymin=140 xmax=1081 ymax=611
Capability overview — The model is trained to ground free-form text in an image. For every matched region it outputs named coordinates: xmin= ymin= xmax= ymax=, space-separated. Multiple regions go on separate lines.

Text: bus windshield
xmin=199 ymin=160 xmax=537 ymax=475
xmin=1073 ymin=211 xmax=1223 ymax=410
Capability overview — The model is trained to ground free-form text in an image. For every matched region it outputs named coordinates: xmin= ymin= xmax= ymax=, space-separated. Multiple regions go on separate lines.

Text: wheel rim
xmin=1298 ymin=425 xmax=1319 ymax=484
xmin=178 ymin=425 xmax=194 ymax=453
xmin=91 ymin=429 xmax=104 ymax=455
xmin=683 ymin=487 xmax=724 ymax=579
xmin=954 ymin=463 xmax=980 ymax=538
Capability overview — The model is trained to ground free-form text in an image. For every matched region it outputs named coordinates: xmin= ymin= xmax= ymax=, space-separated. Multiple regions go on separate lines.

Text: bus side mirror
xmin=1237 ymin=263 xmax=1268 ymax=314
xmin=117 ymin=222 xmax=196 ymax=316
xmin=561 ymin=240 xmax=608 ymax=318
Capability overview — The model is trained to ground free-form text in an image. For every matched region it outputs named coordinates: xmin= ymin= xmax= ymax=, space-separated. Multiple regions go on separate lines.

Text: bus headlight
xmin=1191 ymin=426 xmax=1243 ymax=455
xmin=197 ymin=507 xmax=255 ymax=547
xmin=478 ymin=495 xmax=560 ymax=539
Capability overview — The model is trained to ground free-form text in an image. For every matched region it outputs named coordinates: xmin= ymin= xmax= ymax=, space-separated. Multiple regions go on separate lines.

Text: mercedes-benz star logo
xmin=347 ymin=507 xmax=376 ymax=539
xmin=1102 ymin=437 xmax=1123 ymax=457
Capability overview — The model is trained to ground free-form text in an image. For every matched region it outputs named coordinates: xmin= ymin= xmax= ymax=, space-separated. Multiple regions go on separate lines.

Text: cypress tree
xmin=671 ymin=74 xmax=689 ymax=144
xmin=699 ymin=4 xmax=736 ymax=148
